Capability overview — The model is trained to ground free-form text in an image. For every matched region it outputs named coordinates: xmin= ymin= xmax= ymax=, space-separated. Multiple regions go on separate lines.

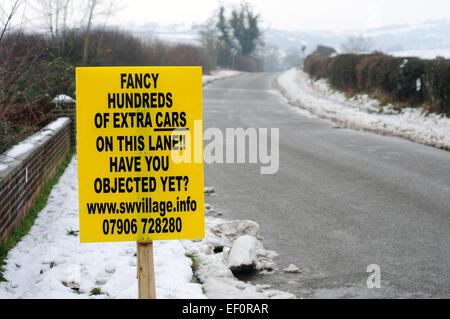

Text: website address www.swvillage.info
xmin=86 ymin=196 xmax=198 ymax=216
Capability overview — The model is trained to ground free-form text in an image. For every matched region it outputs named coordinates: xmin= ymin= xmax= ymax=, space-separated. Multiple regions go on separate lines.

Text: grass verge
xmin=0 ymin=151 xmax=74 ymax=282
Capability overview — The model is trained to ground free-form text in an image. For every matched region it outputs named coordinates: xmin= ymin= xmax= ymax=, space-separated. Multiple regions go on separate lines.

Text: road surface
xmin=203 ymin=72 xmax=450 ymax=298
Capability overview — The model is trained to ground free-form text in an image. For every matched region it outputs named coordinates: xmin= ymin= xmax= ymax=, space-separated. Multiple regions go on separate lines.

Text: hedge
xmin=304 ymin=53 xmax=450 ymax=114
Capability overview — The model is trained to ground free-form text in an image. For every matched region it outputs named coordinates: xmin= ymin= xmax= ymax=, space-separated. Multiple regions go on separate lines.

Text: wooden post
xmin=137 ymin=241 xmax=156 ymax=299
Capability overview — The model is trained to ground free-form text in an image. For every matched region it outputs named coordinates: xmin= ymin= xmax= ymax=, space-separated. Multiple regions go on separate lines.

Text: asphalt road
xmin=203 ymin=72 xmax=450 ymax=298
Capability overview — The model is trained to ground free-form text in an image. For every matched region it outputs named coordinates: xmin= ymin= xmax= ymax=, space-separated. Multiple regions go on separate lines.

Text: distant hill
xmin=128 ymin=19 xmax=450 ymax=60
xmin=265 ymin=19 xmax=450 ymax=59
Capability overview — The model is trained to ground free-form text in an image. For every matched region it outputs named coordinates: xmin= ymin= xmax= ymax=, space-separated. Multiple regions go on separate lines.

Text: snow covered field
xmin=277 ymin=68 xmax=450 ymax=151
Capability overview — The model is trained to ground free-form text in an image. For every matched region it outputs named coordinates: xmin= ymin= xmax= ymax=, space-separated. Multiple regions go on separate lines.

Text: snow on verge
xmin=277 ymin=68 xmax=450 ymax=151
xmin=0 ymin=156 xmax=205 ymax=299
xmin=202 ymin=70 xmax=241 ymax=86
xmin=182 ymin=208 xmax=295 ymax=299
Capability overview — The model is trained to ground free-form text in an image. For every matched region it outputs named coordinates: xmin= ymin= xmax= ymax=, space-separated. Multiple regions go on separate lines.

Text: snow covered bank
xmin=202 ymin=70 xmax=241 ymax=86
xmin=0 ymin=156 xmax=294 ymax=299
xmin=277 ymin=68 xmax=450 ymax=151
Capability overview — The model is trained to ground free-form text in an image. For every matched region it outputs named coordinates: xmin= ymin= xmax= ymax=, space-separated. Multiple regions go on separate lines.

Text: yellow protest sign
xmin=76 ymin=67 xmax=204 ymax=243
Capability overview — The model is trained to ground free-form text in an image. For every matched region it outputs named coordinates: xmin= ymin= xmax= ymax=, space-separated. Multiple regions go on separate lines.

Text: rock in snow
xmin=226 ymin=235 xmax=258 ymax=273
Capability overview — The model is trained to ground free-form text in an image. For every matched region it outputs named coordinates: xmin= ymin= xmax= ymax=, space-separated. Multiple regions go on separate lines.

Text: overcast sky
xmin=4 ymin=0 xmax=450 ymax=32
xmin=114 ymin=0 xmax=450 ymax=31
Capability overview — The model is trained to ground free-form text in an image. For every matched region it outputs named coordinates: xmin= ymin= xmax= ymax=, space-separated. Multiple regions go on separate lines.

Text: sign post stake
xmin=137 ymin=241 xmax=156 ymax=299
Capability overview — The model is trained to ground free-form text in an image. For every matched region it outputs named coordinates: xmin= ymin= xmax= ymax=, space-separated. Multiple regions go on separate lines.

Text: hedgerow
xmin=304 ymin=52 xmax=450 ymax=114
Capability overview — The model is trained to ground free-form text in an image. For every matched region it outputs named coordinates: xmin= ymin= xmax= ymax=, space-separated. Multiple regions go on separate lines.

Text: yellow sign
xmin=76 ymin=67 xmax=204 ymax=243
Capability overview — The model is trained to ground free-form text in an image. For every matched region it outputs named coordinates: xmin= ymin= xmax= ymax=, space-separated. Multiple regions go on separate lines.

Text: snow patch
xmin=416 ymin=78 xmax=422 ymax=92
xmin=399 ymin=59 xmax=408 ymax=68
xmin=202 ymin=70 xmax=241 ymax=86
xmin=283 ymin=264 xmax=301 ymax=274
xmin=207 ymin=219 xmax=260 ymax=248
xmin=183 ymin=203 xmax=294 ymax=299
xmin=51 ymin=94 xmax=75 ymax=104
xmin=3 ymin=144 xmax=35 ymax=162
xmin=46 ymin=117 xmax=71 ymax=131
xmin=226 ymin=235 xmax=258 ymax=272
xmin=183 ymin=236 xmax=294 ymax=299
xmin=2 ymin=118 xmax=70 ymax=162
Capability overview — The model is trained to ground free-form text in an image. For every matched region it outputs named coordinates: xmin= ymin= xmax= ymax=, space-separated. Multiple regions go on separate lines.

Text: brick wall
xmin=0 ymin=118 xmax=72 ymax=240
xmin=52 ymin=99 xmax=77 ymax=150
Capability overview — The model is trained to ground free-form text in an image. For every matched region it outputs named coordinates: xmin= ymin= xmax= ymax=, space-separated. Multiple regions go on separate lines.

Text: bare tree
xmin=33 ymin=0 xmax=75 ymax=54
xmin=80 ymin=0 xmax=118 ymax=65
xmin=341 ymin=35 xmax=374 ymax=54
xmin=0 ymin=0 xmax=21 ymax=43
xmin=81 ymin=0 xmax=99 ymax=65
xmin=95 ymin=0 xmax=116 ymax=58
xmin=33 ymin=0 xmax=117 ymax=64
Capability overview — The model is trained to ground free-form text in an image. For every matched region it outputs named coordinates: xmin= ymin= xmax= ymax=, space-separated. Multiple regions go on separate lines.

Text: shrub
xmin=164 ymin=44 xmax=214 ymax=74
xmin=304 ymin=55 xmax=331 ymax=79
xmin=303 ymin=51 xmax=450 ymax=115
xmin=355 ymin=53 xmax=383 ymax=91
xmin=0 ymin=32 xmax=75 ymax=153
xmin=328 ymin=54 xmax=366 ymax=91
xmin=424 ymin=60 xmax=450 ymax=114
xmin=390 ymin=58 xmax=425 ymax=104
xmin=357 ymin=55 xmax=424 ymax=104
